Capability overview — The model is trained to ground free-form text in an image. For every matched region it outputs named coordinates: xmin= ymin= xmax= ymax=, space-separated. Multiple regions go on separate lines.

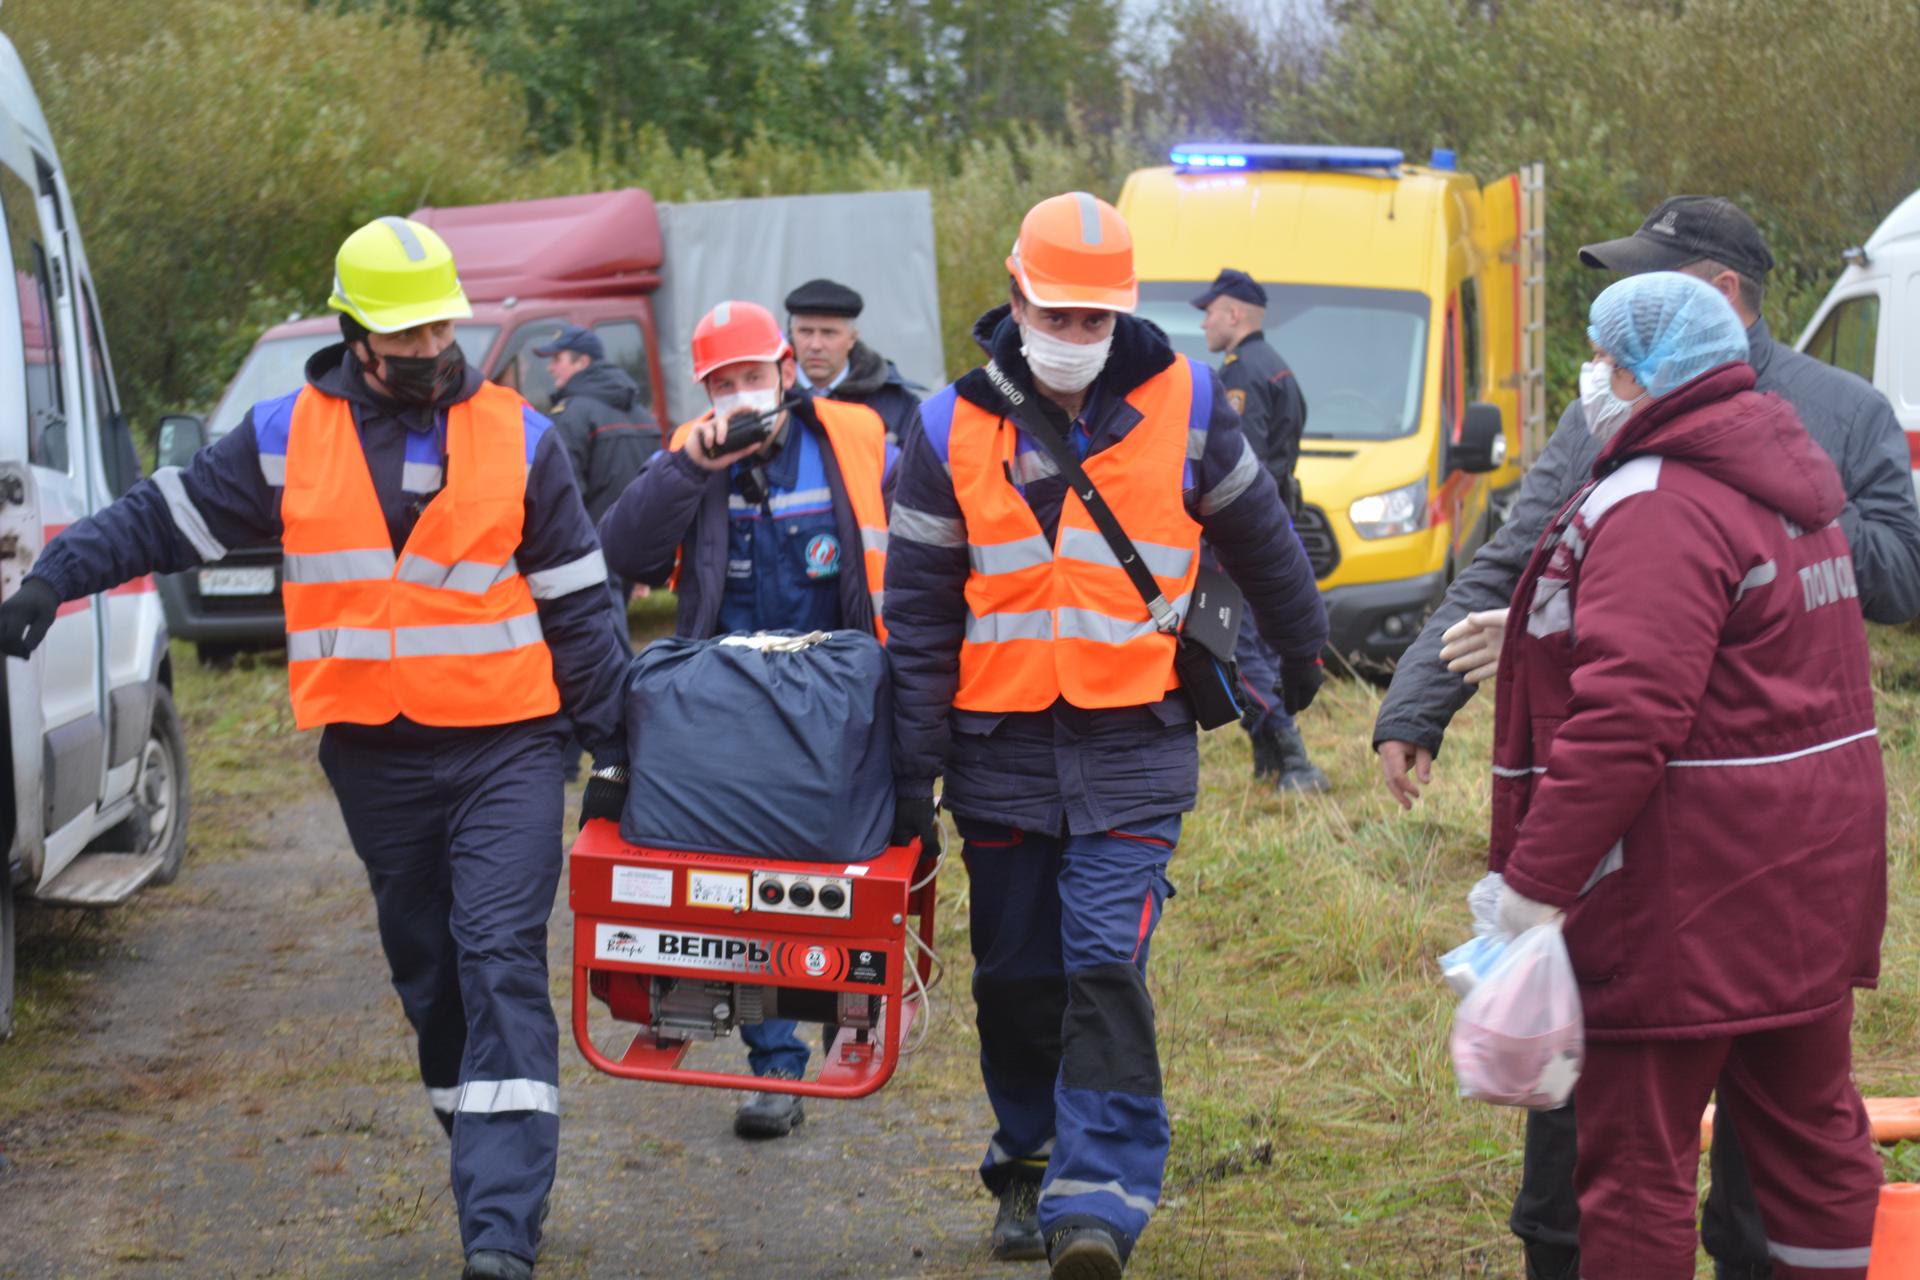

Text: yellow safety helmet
xmin=326 ymin=216 xmax=472 ymax=334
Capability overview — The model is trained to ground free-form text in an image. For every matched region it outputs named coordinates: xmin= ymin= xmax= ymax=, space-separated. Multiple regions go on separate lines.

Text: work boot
xmin=462 ymin=1250 xmax=532 ymax=1280
xmin=733 ymin=1071 xmax=805 ymax=1138
xmin=990 ymin=1178 xmax=1045 ymax=1262
xmin=1048 ymin=1224 xmax=1125 ymax=1280
xmin=1523 ymin=1240 xmax=1579 ymax=1280
xmin=1271 ymin=723 xmax=1331 ymax=794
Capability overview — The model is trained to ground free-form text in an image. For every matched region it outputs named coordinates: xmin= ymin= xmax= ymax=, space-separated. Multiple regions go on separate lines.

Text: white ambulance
xmin=1796 ymin=188 xmax=1920 ymax=497
xmin=0 ymin=29 xmax=190 ymax=1037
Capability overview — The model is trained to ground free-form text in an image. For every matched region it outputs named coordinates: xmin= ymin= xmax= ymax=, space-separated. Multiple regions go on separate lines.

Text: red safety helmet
xmin=1006 ymin=192 xmax=1137 ymax=312
xmin=689 ymin=300 xmax=792 ymax=383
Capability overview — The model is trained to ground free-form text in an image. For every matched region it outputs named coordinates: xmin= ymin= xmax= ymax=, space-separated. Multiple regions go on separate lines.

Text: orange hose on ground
xmin=1701 ymin=1098 xmax=1920 ymax=1149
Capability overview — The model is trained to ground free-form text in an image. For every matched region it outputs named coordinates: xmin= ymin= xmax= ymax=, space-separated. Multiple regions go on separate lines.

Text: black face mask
xmin=365 ymin=342 xmax=466 ymax=409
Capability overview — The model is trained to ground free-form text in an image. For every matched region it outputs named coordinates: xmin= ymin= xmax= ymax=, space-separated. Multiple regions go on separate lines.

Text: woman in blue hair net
xmin=1482 ymin=271 xmax=1887 ymax=1277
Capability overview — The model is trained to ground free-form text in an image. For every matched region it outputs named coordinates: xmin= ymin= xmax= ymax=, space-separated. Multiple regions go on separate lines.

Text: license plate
xmin=197 ymin=566 xmax=276 ymax=596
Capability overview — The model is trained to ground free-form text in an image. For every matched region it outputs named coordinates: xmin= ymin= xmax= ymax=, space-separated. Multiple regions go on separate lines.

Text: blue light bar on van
xmin=1170 ymin=143 xmax=1405 ymax=173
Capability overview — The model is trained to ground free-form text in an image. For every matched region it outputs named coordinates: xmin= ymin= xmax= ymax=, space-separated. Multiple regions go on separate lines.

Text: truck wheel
xmin=140 ymin=688 xmax=191 ymax=886
xmin=1 ymin=870 xmax=15 ymax=1040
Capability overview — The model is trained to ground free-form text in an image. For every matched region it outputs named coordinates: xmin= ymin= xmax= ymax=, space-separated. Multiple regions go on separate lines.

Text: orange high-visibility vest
xmin=948 ymin=357 xmax=1202 ymax=712
xmin=279 ymin=382 xmax=560 ymax=730
xmin=667 ymin=399 xmax=890 ymax=640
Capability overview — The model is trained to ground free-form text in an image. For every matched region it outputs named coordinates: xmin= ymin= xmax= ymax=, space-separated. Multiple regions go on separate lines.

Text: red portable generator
xmin=569 ymin=818 xmax=937 ymax=1098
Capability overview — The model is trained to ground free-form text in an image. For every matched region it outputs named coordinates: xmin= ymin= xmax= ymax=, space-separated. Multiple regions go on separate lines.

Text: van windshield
xmin=1136 ymin=283 xmax=1429 ymax=440
xmin=206 ymin=324 xmax=500 ymax=438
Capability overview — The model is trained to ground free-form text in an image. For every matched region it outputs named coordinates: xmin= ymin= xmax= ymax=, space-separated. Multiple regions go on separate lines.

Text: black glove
xmin=891 ymin=790 xmax=941 ymax=862
xmin=1279 ymin=657 xmax=1325 ymax=716
xmin=0 ymin=577 xmax=59 ymax=659
xmin=579 ymin=764 xmax=629 ymax=831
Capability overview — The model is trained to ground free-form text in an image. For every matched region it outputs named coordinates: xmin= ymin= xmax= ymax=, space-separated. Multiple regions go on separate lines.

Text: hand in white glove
xmin=1439 ymin=608 xmax=1510 ymax=685
xmin=1496 ymin=883 xmax=1563 ymax=939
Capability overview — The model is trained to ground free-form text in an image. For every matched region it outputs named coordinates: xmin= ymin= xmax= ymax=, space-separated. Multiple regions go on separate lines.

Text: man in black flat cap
xmin=784 ymin=278 xmax=922 ymax=445
xmin=1193 ymin=267 xmax=1328 ymax=794
xmin=1373 ymin=194 xmax=1920 ymax=1280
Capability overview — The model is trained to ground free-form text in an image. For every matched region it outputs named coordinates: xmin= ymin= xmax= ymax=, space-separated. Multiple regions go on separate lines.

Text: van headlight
xmin=1348 ymin=478 xmax=1428 ymax=539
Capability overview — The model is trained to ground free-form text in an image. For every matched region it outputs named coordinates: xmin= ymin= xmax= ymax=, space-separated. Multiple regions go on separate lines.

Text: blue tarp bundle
xmin=621 ymin=631 xmax=895 ymax=862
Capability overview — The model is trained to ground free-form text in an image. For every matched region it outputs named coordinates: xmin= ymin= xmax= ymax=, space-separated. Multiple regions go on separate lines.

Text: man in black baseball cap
xmin=1374 ymin=192 xmax=1920 ymax=1280
xmin=1189 ymin=267 xmax=1327 ymax=795
xmin=783 ymin=277 xmax=921 ymax=445
xmin=1577 ymin=196 xmax=1776 ymax=312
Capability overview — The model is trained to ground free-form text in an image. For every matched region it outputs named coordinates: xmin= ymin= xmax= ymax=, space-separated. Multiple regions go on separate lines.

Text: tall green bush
xmin=7 ymin=0 xmax=538 ymax=425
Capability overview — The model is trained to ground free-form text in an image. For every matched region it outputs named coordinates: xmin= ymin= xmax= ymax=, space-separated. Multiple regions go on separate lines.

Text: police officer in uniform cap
xmin=783 ymin=277 xmax=922 ymax=445
xmin=1192 ymin=268 xmax=1328 ymax=793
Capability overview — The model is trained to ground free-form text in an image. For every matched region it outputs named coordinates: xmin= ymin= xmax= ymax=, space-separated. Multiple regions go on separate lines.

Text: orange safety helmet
xmin=1006 ymin=192 xmax=1137 ymax=312
xmin=689 ymin=300 xmax=792 ymax=383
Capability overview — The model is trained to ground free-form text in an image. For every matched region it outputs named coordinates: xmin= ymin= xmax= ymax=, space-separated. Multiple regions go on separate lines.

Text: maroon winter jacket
xmin=1490 ymin=362 xmax=1886 ymax=1040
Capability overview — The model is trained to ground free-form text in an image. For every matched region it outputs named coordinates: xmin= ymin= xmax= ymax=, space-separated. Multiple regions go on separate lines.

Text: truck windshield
xmin=206 ymin=324 xmax=500 ymax=438
xmin=1136 ymin=283 xmax=1429 ymax=440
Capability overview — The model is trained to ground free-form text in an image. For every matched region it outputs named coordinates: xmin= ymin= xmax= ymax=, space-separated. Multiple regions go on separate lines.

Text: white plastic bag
xmin=1448 ymin=920 xmax=1584 ymax=1109
xmin=1439 ymin=872 xmax=1509 ymax=996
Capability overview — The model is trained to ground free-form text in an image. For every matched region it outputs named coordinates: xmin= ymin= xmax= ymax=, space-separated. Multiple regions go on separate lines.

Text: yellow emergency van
xmin=1118 ymin=143 xmax=1547 ymax=668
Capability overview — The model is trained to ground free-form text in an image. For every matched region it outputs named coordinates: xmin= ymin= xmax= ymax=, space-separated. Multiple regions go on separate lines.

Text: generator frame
xmin=570 ymin=818 xmax=936 ymax=1099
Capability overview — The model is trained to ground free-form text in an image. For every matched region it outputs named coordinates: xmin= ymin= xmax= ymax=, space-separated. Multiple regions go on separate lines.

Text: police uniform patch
xmin=1226 ymin=388 xmax=1248 ymax=415
xmin=803 ymin=532 xmax=842 ymax=579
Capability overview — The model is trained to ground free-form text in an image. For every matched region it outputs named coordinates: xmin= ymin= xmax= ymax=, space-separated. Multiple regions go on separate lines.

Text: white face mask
xmin=1020 ymin=323 xmax=1112 ymax=394
xmin=1579 ymin=358 xmax=1646 ymax=443
xmin=711 ymin=384 xmax=781 ymax=423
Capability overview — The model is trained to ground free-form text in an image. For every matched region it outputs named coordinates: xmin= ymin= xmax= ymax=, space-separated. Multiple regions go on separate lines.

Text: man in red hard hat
xmin=597 ymin=300 xmax=894 ymax=1138
xmin=884 ymin=193 xmax=1327 ymax=1277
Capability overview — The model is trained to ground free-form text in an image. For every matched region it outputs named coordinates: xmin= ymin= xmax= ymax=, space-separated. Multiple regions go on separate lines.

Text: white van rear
xmin=0 ymin=30 xmax=190 ymax=1037
xmin=1796 ymin=188 xmax=1920 ymax=497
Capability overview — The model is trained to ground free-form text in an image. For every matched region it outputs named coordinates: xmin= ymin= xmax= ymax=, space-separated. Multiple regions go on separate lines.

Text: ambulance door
xmin=0 ymin=114 xmax=44 ymax=875
xmin=0 ymin=148 xmax=105 ymax=883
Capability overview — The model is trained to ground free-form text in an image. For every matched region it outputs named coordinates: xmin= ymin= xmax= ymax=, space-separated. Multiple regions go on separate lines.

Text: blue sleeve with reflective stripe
xmin=916 ymin=385 xmax=958 ymax=464
xmin=521 ymin=427 xmax=627 ymax=761
xmin=31 ymin=406 xmax=284 ymax=600
xmin=523 ymin=404 xmax=553 ymax=464
xmin=251 ymin=390 xmax=300 ymax=458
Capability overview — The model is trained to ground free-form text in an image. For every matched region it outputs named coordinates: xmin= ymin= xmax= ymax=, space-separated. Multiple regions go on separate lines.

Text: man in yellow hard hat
xmin=883 ymin=193 xmax=1328 ymax=1277
xmin=0 ymin=216 xmax=631 ymax=1280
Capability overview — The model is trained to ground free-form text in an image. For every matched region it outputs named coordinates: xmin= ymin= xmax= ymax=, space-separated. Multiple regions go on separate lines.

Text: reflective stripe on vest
xmin=666 ymin=402 xmax=891 ymax=640
xmin=947 ymin=357 xmax=1203 ymax=712
xmin=279 ymin=382 xmax=560 ymax=730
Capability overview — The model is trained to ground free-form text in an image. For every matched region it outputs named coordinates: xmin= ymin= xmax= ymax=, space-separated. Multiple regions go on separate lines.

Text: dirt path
xmin=0 ymin=783 xmax=1004 ymax=1278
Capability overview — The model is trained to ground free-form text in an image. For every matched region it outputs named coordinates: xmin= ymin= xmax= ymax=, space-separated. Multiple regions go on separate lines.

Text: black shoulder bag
xmin=982 ymin=360 xmax=1247 ymax=729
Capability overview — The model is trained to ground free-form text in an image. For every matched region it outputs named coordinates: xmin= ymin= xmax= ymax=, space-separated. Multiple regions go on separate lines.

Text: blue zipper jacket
xmin=885 ymin=305 xmax=1328 ymax=835
xmin=28 ymin=344 xmax=630 ymax=760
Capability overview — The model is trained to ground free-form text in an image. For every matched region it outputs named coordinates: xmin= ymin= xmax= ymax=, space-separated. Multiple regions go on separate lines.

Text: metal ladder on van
xmin=1517 ymin=162 xmax=1549 ymax=466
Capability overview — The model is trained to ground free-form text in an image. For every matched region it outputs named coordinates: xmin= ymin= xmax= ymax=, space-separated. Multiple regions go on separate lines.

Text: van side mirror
xmin=1451 ymin=402 xmax=1507 ymax=474
xmin=155 ymin=414 xmax=206 ymax=471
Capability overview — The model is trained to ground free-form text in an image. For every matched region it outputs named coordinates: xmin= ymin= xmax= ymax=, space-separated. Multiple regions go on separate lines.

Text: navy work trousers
xmin=319 ymin=717 xmax=567 ymax=1265
xmin=741 ymin=1018 xmax=810 ymax=1077
xmin=959 ymin=813 xmax=1179 ymax=1253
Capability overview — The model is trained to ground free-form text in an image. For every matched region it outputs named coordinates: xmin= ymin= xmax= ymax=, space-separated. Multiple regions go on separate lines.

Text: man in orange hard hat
xmin=0 ymin=217 xmax=632 ymax=1280
xmin=597 ymin=299 xmax=895 ymax=1139
xmin=883 ymin=193 xmax=1328 ymax=1277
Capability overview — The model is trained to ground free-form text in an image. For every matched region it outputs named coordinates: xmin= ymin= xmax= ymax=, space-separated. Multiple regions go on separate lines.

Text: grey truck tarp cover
xmin=654 ymin=190 xmax=945 ymax=426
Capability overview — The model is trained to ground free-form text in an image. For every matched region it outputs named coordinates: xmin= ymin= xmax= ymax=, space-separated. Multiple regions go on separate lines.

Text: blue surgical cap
xmin=1586 ymin=272 xmax=1750 ymax=399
